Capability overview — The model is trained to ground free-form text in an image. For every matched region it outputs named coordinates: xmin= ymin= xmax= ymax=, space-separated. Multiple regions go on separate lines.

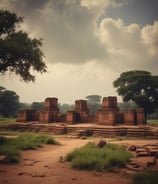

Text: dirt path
xmin=1 ymin=137 xmax=158 ymax=184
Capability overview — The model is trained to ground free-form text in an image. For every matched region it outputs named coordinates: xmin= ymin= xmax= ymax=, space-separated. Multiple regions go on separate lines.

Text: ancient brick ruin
xmin=39 ymin=97 xmax=60 ymax=123
xmin=97 ymin=96 xmax=119 ymax=125
xmin=17 ymin=96 xmax=146 ymax=125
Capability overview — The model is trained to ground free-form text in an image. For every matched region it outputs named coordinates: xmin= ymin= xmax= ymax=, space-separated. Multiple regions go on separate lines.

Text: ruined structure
xmin=75 ymin=100 xmax=90 ymax=122
xmin=124 ymin=109 xmax=146 ymax=125
xmin=39 ymin=98 xmax=60 ymax=123
xmin=16 ymin=109 xmax=37 ymax=122
xmin=97 ymin=96 xmax=119 ymax=125
xmin=17 ymin=96 xmax=146 ymax=126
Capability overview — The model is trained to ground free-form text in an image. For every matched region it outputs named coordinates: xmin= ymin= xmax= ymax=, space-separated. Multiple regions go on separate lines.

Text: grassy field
xmin=0 ymin=133 xmax=60 ymax=163
xmin=0 ymin=117 xmax=16 ymax=126
xmin=147 ymin=119 xmax=158 ymax=125
xmin=65 ymin=142 xmax=132 ymax=171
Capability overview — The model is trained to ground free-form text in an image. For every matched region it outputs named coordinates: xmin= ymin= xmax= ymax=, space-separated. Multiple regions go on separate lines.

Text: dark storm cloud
xmin=0 ymin=0 xmax=108 ymax=64
xmin=0 ymin=0 xmax=49 ymax=13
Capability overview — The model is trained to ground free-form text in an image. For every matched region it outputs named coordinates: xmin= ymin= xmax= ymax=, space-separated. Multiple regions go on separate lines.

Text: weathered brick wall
xmin=17 ymin=110 xmax=37 ymax=122
xmin=124 ymin=110 xmax=137 ymax=125
xmin=66 ymin=111 xmax=80 ymax=124
xmin=136 ymin=109 xmax=146 ymax=125
xmin=75 ymin=100 xmax=89 ymax=122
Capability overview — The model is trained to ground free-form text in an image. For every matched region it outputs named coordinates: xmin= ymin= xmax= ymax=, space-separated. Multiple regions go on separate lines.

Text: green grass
xmin=132 ymin=170 xmax=158 ymax=184
xmin=0 ymin=117 xmax=16 ymax=125
xmin=147 ymin=119 xmax=158 ymax=126
xmin=65 ymin=142 xmax=132 ymax=171
xmin=0 ymin=133 xmax=60 ymax=163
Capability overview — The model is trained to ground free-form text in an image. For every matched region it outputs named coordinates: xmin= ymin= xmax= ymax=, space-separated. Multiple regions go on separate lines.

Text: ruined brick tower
xmin=75 ymin=100 xmax=89 ymax=122
xmin=97 ymin=96 xmax=119 ymax=125
xmin=39 ymin=98 xmax=60 ymax=123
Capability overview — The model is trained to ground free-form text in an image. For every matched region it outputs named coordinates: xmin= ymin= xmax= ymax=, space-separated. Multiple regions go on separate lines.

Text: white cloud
xmin=141 ymin=21 xmax=158 ymax=56
xmin=97 ymin=18 xmax=158 ymax=73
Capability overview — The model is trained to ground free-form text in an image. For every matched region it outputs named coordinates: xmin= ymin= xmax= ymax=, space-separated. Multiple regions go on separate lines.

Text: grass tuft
xmin=132 ymin=170 xmax=158 ymax=184
xmin=65 ymin=142 xmax=132 ymax=171
xmin=0 ymin=133 xmax=59 ymax=163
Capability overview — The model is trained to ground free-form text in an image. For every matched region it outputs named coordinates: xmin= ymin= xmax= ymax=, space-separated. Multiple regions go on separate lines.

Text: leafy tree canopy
xmin=0 ymin=9 xmax=47 ymax=82
xmin=0 ymin=86 xmax=19 ymax=117
xmin=86 ymin=95 xmax=102 ymax=104
xmin=113 ymin=70 xmax=158 ymax=119
xmin=86 ymin=95 xmax=102 ymax=114
xmin=31 ymin=102 xmax=44 ymax=112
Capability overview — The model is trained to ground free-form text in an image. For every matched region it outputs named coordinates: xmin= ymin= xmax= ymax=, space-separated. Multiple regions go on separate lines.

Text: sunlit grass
xmin=65 ymin=142 xmax=132 ymax=171
xmin=0 ymin=133 xmax=60 ymax=163
xmin=0 ymin=117 xmax=16 ymax=125
xmin=147 ymin=119 xmax=158 ymax=126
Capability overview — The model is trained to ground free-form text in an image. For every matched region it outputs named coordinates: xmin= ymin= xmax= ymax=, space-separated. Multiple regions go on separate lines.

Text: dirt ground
xmin=1 ymin=136 xmax=158 ymax=184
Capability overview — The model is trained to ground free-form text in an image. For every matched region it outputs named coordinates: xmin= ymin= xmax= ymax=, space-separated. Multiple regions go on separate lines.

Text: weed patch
xmin=0 ymin=133 xmax=59 ymax=163
xmin=65 ymin=142 xmax=132 ymax=171
xmin=0 ymin=117 xmax=16 ymax=125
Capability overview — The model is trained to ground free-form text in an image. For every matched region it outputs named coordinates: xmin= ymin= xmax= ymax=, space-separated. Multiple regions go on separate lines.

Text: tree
xmin=0 ymin=10 xmax=47 ymax=82
xmin=58 ymin=103 xmax=74 ymax=114
xmin=85 ymin=95 xmax=102 ymax=114
xmin=31 ymin=102 xmax=43 ymax=112
xmin=0 ymin=86 xmax=20 ymax=117
xmin=118 ymin=101 xmax=138 ymax=112
xmin=113 ymin=70 xmax=158 ymax=120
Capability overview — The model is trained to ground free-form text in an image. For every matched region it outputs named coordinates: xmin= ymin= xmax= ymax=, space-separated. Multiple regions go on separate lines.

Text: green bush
xmin=65 ymin=142 xmax=132 ymax=171
xmin=0 ymin=133 xmax=59 ymax=163
xmin=132 ymin=170 xmax=158 ymax=184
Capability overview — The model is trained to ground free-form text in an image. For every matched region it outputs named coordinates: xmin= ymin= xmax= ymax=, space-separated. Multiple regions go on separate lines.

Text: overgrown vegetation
xmin=0 ymin=117 xmax=16 ymax=125
xmin=132 ymin=170 xmax=158 ymax=184
xmin=65 ymin=142 xmax=132 ymax=171
xmin=0 ymin=133 xmax=59 ymax=163
xmin=147 ymin=119 xmax=158 ymax=126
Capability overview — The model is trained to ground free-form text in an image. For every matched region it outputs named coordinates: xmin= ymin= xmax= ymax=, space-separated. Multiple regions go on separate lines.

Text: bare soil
xmin=1 ymin=137 xmax=158 ymax=184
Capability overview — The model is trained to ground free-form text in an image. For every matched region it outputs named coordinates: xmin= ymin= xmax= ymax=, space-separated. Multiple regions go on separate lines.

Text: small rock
xmin=128 ymin=145 xmax=137 ymax=151
xmin=32 ymin=172 xmax=45 ymax=177
xmin=38 ymin=173 xmax=45 ymax=177
xmin=136 ymin=151 xmax=149 ymax=157
xmin=136 ymin=148 xmax=146 ymax=153
xmin=24 ymin=161 xmax=35 ymax=166
xmin=59 ymin=156 xmax=65 ymax=162
xmin=18 ymin=172 xmax=25 ymax=176
xmin=97 ymin=139 xmax=107 ymax=148
xmin=126 ymin=164 xmax=144 ymax=171
xmin=80 ymin=136 xmax=87 ymax=140
xmin=146 ymin=157 xmax=157 ymax=166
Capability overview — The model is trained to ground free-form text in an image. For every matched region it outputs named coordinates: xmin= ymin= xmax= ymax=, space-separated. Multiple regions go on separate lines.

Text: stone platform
xmin=1 ymin=122 xmax=158 ymax=138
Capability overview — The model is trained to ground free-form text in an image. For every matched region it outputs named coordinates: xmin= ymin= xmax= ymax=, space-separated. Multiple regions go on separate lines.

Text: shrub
xmin=0 ymin=145 xmax=20 ymax=163
xmin=132 ymin=170 xmax=158 ymax=184
xmin=65 ymin=142 xmax=132 ymax=171
xmin=0 ymin=133 xmax=59 ymax=163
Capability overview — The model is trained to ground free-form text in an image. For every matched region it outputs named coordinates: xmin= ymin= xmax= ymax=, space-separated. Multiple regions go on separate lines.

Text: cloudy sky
xmin=0 ymin=0 xmax=158 ymax=104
